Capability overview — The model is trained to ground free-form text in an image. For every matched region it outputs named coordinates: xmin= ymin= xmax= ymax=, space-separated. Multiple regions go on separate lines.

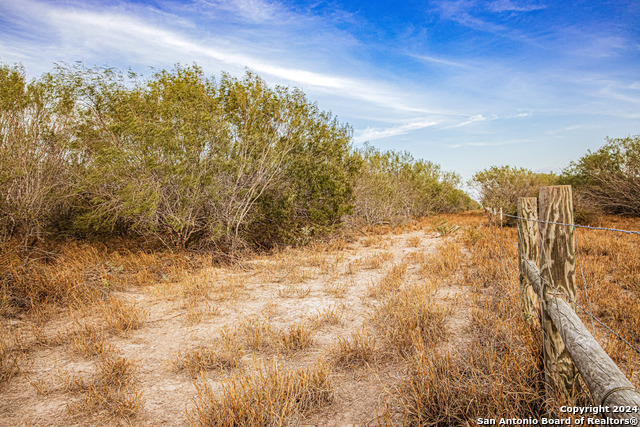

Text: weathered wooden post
xmin=538 ymin=185 xmax=578 ymax=395
xmin=517 ymin=197 xmax=539 ymax=326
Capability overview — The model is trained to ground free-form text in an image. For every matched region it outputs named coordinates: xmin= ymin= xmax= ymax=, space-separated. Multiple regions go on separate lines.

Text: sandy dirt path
xmin=1 ymin=221 xmax=474 ymax=426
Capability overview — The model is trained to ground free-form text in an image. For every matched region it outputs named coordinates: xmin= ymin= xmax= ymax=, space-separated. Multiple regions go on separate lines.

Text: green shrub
xmin=470 ymin=166 xmax=557 ymax=221
xmin=1 ymin=63 xmax=359 ymax=252
xmin=351 ymin=145 xmax=476 ymax=224
xmin=562 ymin=135 xmax=640 ymax=216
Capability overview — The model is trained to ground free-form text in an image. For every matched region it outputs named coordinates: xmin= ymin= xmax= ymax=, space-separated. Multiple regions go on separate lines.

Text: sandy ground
xmin=1 ymin=224 xmax=473 ymax=426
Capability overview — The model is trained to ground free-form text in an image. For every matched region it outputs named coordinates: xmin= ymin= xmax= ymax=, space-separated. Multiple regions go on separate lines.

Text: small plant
xmin=67 ymin=322 xmax=111 ymax=358
xmin=240 ymin=317 xmax=276 ymax=351
xmin=372 ymin=281 xmax=448 ymax=356
xmin=362 ymin=251 xmax=394 ymax=270
xmin=463 ymin=225 xmax=485 ymax=247
xmin=367 ymin=263 xmax=407 ymax=298
xmin=407 ymin=236 xmax=422 ymax=248
xmin=432 ymin=218 xmax=460 ymax=237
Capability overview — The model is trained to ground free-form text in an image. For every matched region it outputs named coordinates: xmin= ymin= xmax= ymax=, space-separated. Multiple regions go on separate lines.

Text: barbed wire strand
xmin=487 ymin=211 xmax=640 ymax=356
xmin=574 ymin=234 xmax=597 ymax=337
xmin=502 ymin=213 xmax=640 ymax=236
xmin=487 ymin=213 xmax=543 ymax=326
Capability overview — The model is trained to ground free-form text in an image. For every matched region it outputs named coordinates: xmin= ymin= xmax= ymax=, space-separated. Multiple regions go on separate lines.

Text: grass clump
xmin=67 ymin=350 xmax=144 ymax=420
xmin=102 ymin=297 xmax=147 ymax=336
xmin=173 ymin=330 xmax=244 ymax=377
xmin=367 ymin=262 xmax=407 ymax=298
xmin=373 ymin=281 xmax=448 ymax=356
xmin=0 ymin=332 xmax=21 ymax=384
xmin=277 ymin=323 xmax=314 ymax=353
xmin=328 ymin=329 xmax=377 ymax=368
xmin=239 ymin=318 xmax=315 ymax=354
xmin=189 ymin=359 xmax=333 ymax=426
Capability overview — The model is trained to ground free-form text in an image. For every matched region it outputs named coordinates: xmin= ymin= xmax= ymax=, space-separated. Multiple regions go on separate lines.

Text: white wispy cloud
xmin=353 ymin=118 xmax=441 ymax=143
xmin=411 ymin=53 xmax=470 ymax=68
xmin=446 ymin=140 xmax=525 ymax=149
xmin=451 ymin=114 xmax=488 ymax=128
xmin=547 ymin=125 xmax=580 ymax=135
xmin=487 ymin=0 xmax=546 ymax=13
xmin=197 ymin=0 xmax=279 ymax=23
xmin=0 ymin=0 xmax=443 ymax=117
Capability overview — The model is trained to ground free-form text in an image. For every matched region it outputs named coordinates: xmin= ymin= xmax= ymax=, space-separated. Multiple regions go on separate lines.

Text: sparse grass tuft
xmin=308 ymin=305 xmax=343 ymax=329
xmin=238 ymin=318 xmax=315 ymax=354
xmin=189 ymin=359 xmax=333 ymax=426
xmin=373 ymin=281 xmax=448 ymax=356
xmin=407 ymin=236 xmax=421 ymax=248
xmin=277 ymin=323 xmax=314 ymax=353
xmin=67 ymin=350 xmax=144 ymax=420
xmin=173 ymin=330 xmax=244 ymax=377
xmin=67 ymin=322 xmax=111 ymax=358
xmin=362 ymin=251 xmax=394 ymax=270
xmin=0 ymin=332 xmax=21 ymax=384
xmin=420 ymin=240 xmax=462 ymax=278
xmin=328 ymin=329 xmax=377 ymax=368
xmin=323 ymin=280 xmax=349 ymax=298
xmin=240 ymin=317 xmax=276 ymax=351
xmin=367 ymin=262 xmax=407 ymax=298
xmin=102 ymin=297 xmax=147 ymax=336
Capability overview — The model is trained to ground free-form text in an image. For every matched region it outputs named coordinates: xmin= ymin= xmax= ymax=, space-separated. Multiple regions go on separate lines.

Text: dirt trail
xmin=1 ymin=223 xmax=475 ymax=426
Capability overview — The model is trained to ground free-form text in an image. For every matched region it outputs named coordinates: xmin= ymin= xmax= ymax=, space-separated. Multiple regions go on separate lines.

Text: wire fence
xmin=485 ymin=209 xmax=640 ymax=357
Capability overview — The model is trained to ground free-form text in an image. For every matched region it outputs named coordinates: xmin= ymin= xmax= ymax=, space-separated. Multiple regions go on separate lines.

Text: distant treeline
xmin=471 ymin=135 xmax=640 ymax=223
xmin=0 ymin=63 xmax=476 ymax=251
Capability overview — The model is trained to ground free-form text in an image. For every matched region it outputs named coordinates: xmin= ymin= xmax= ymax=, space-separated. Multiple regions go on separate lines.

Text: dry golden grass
xmin=2 ymin=210 xmax=639 ymax=425
xmin=367 ymin=262 xmax=407 ymax=298
xmin=406 ymin=236 xmax=421 ymax=248
xmin=67 ymin=321 xmax=111 ymax=358
xmin=308 ymin=305 xmax=343 ymax=329
xmin=372 ymin=280 xmax=448 ymax=356
xmin=239 ymin=317 xmax=276 ymax=351
xmin=277 ymin=284 xmax=311 ymax=298
xmin=323 ymin=280 xmax=350 ymax=298
xmin=420 ymin=239 xmax=462 ymax=278
xmin=189 ymin=359 xmax=333 ymax=426
xmin=402 ymin=250 xmax=428 ymax=265
xmin=361 ymin=235 xmax=391 ymax=249
xmin=382 ymin=213 xmax=548 ymax=424
xmin=361 ymin=251 xmax=394 ymax=270
xmin=328 ymin=328 xmax=377 ymax=368
xmin=0 ymin=331 xmax=21 ymax=384
xmin=277 ymin=323 xmax=314 ymax=353
xmin=172 ymin=330 xmax=244 ymax=377
xmin=101 ymin=297 xmax=147 ymax=336
xmin=67 ymin=350 xmax=144 ymax=420
xmin=0 ymin=239 xmax=212 ymax=317
xmin=238 ymin=318 xmax=315 ymax=354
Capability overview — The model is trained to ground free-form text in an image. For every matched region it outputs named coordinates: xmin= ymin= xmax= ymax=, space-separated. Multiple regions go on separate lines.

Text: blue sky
xmin=1 ymin=0 xmax=639 ymax=182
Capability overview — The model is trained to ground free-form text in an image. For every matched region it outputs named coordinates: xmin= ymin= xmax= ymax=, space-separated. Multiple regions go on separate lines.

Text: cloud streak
xmin=353 ymin=118 xmax=441 ymax=143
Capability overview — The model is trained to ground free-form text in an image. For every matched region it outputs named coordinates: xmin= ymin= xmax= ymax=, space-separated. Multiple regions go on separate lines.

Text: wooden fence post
xmin=539 ymin=185 xmax=578 ymax=395
xmin=517 ymin=197 xmax=539 ymax=326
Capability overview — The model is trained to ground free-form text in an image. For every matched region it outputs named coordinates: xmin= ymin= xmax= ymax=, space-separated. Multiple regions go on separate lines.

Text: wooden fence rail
xmin=516 ymin=186 xmax=640 ymax=420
